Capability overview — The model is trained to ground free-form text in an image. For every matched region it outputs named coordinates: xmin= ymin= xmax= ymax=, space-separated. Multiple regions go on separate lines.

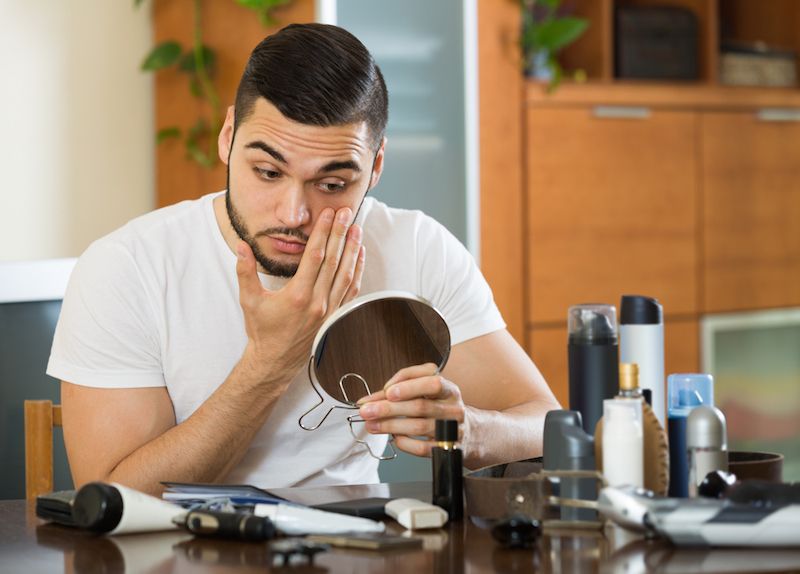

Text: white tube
xmin=385 ymin=498 xmax=448 ymax=530
xmin=253 ymin=503 xmax=385 ymax=535
xmin=72 ymin=482 xmax=185 ymax=535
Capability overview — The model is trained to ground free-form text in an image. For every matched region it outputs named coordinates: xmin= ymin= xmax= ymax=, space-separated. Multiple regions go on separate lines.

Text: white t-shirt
xmin=47 ymin=192 xmax=505 ymax=488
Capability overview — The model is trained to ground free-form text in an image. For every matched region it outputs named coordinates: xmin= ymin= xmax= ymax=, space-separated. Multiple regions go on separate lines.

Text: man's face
xmin=221 ymin=98 xmax=383 ymax=277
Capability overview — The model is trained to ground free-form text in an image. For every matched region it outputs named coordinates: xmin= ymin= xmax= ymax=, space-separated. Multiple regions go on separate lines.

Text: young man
xmin=48 ymin=24 xmax=559 ymax=495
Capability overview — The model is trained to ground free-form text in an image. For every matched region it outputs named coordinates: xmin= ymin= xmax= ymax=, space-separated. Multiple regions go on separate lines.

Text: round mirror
xmin=311 ymin=290 xmax=451 ymax=406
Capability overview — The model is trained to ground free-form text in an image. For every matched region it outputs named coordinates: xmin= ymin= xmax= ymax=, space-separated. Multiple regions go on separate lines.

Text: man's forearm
xmin=464 ymin=399 xmax=560 ymax=470
xmin=106 ymin=352 xmax=287 ymax=495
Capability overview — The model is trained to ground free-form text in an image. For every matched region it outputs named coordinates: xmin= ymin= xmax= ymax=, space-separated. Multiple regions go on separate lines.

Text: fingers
xmin=384 ymin=362 xmax=440 ymax=390
xmin=385 ymin=375 xmax=458 ymax=402
xmin=235 ymin=241 xmax=265 ymax=306
xmin=292 ymin=207 xmax=334 ymax=287
xmin=339 ymin=243 xmax=365 ymax=307
xmin=360 ymin=395 xmax=464 ymax=426
xmin=328 ymin=224 xmax=363 ymax=308
xmin=393 ymin=435 xmax=435 ymax=458
xmin=311 ymin=208 xmax=353 ymax=306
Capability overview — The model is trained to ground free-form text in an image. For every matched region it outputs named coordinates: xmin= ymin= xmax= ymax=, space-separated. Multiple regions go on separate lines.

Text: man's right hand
xmin=235 ymin=206 xmax=366 ymax=388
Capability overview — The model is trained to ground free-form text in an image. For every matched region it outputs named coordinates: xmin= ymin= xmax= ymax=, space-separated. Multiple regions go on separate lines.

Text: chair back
xmin=24 ymin=400 xmax=62 ymax=500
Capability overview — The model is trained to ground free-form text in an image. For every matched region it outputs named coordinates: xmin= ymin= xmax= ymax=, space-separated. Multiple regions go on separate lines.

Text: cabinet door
xmin=702 ymin=111 xmax=800 ymax=312
xmin=529 ymin=318 xmax=699 ymax=410
xmin=526 ymin=107 xmax=699 ymax=325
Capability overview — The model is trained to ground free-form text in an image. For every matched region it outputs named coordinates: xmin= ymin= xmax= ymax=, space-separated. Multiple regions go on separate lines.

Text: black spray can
xmin=567 ymin=304 xmax=619 ymax=435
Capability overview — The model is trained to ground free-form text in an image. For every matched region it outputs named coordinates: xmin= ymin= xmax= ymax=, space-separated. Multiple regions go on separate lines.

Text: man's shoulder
xmin=361 ymin=197 xmax=443 ymax=236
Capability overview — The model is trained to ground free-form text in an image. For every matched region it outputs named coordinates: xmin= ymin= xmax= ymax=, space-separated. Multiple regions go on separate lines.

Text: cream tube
xmin=254 ymin=503 xmax=385 ymax=535
xmin=73 ymin=482 xmax=185 ymax=535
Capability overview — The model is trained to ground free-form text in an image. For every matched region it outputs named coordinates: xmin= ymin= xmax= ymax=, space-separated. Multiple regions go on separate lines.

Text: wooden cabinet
xmin=702 ymin=111 xmax=800 ymax=312
xmin=526 ymin=107 xmax=699 ymax=325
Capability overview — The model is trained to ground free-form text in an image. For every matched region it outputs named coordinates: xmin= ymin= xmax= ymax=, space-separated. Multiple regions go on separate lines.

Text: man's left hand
xmin=357 ymin=362 xmax=474 ymax=459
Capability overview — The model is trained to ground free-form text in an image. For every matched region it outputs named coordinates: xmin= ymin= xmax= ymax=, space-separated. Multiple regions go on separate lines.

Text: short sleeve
xmin=47 ymin=239 xmax=166 ymax=388
xmin=416 ymin=217 xmax=506 ymax=345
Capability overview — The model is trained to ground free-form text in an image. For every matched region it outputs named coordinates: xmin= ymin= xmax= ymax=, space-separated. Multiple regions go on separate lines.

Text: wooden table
xmin=2 ymin=481 xmax=800 ymax=573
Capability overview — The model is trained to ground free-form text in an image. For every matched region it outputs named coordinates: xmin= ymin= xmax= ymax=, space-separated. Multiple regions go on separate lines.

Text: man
xmin=48 ymin=24 xmax=559 ymax=495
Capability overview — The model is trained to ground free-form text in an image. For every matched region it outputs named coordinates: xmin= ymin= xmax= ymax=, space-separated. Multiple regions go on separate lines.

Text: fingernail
xmin=387 ymin=387 xmax=401 ymax=400
xmin=360 ymin=404 xmax=377 ymax=418
xmin=337 ymin=208 xmax=351 ymax=224
xmin=366 ymin=421 xmax=379 ymax=433
xmin=236 ymin=244 xmax=246 ymax=260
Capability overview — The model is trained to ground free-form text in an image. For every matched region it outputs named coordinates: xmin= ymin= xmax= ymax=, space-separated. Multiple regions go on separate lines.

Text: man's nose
xmin=275 ymin=184 xmax=310 ymax=229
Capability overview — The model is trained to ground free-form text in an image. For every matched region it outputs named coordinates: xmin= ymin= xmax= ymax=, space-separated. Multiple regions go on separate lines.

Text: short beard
xmin=225 ymin=189 xmax=305 ymax=278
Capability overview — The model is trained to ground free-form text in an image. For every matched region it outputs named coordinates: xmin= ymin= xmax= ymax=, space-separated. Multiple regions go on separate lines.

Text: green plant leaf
xmin=156 ymin=127 xmax=181 ymax=144
xmin=185 ymin=119 xmax=216 ymax=168
xmin=179 ymin=45 xmax=216 ymax=73
xmin=529 ymin=17 xmax=588 ymax=53
xmin=134 ymin=0 xmax=145 ymax=7
xmin=189 ymin=76 xmax=203 ymax=98
xmin=141 ymin=41 xmax=182 ymax=71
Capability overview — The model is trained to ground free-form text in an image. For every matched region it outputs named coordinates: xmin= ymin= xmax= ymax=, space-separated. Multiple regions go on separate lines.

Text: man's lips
xmin=268 ymin=235 xmax=306 ymax=255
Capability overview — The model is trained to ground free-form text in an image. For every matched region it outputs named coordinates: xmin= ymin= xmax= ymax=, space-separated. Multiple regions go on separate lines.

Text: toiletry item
xmin=603 ymin=362 xmax=670 ymax=495
xmin=568 ymin=304 xmax=620 ymax=435
xmin=687 ymin=405 xmax=728 ymax=497
xmin=72 ymin=482 xmax=185 ymax=535
xmin=254 ymin=503 xmax=385 ymax=535
xmin=602 ymin=399 xmax=644 ymax=488
xmin=181 ymin=509 xmax=275 ymax=541
xmin=667 ymin=373 xmax=714 ymax=497
xmin=432 ymin=419 xmax=463 ymax=521
xmin=542 ymin=410 xmax=596 ymax=521
xmin=385 ymin=498 xmax=448 ymax=530
xmin=620 ymin=295 xmax=666 ymax=426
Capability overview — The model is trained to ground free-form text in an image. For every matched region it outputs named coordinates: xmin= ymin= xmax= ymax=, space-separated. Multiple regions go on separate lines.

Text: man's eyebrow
xmin=317 ymin=160 xmax=362 ymax=174
xmin=244 ymin=141 xmax=287 ymax=164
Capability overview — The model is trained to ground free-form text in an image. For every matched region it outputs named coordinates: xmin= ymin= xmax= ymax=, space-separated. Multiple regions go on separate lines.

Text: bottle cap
xmin=435 ymin=419 xmax=459 ymax=442
xmin=73 ymin=482 xmax=124 ymax=533
xmin=567 ymin=304 xmax=618 ymax=344
xmin=543 ymin=410 xmax=583 ymax=470
xmin=619 ymin=363 xmax=639 ymax=391
xmin=668 ymin=373 xmax=714 ymax=416
xmin=620 ymin=295 xmax=663 ymax=325
xmin=687 ymin=406 xmax=728 ymax=449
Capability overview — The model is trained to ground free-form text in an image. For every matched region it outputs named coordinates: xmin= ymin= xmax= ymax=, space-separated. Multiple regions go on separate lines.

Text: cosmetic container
xmin=602 ymin=399 xmax=644 ymax=488
xmin=667 ymin=373 xmax=713 ymax=497
xmin=620 ymin=295 xmax=666 ymax=425
xmin=432 ymin=419 xmax=463 ymax=521
xmin=568 ymin=304 xmax=619 ymax=435
xmin=687 ymin=405 xmax=728 ymax=497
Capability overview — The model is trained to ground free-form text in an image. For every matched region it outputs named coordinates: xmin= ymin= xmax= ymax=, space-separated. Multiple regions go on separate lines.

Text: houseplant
xmin=521 ymin=0 xmax=588 ymax=90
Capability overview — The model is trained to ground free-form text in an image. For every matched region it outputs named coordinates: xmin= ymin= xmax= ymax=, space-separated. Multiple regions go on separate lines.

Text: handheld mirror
xmin=298 ymin=290 xmax=451 ymax=460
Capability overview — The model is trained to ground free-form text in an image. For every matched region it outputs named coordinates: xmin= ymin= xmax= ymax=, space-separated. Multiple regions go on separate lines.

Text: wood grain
xmin=24 ymin=400 xmax=58 ymax=501
xmin=153 ymin=0 xmax=315 ymax=207
xmin=526 ymin=107 xmax=699 ymax=324
xmin=701 ymin=111 xmax=800 ymax=312
xmin=478 ymin=0 xmax=526 ymax=344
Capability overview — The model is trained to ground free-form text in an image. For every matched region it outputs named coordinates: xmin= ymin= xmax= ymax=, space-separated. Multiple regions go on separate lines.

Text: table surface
xmin=2 ymin=481 xmax=800 ymax=574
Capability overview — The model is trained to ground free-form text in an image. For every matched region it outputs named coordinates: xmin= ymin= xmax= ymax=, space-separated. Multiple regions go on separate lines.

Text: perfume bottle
xmin=432 ymin=419 xmax=463 ymax=521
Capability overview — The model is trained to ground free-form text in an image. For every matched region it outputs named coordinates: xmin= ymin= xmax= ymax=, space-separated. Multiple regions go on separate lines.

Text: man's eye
xmin=254 ymin=167 xmax=281 ymax=180
xmin=319 ymin=182 xmax=346 ymax=193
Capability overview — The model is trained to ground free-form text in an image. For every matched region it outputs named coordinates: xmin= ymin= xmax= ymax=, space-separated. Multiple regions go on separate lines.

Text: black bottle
xmin=432 ymin=419 xmax=463 ymax=521
xmin=567 ymin=304 xmax=619 ymax=435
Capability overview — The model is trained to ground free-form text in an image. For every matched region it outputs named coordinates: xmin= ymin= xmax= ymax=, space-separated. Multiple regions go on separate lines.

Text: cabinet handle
xmin=592 ymin=106 xmax=651 ymax=120
xmin=756 ymin=108 xmax=800 ymax=123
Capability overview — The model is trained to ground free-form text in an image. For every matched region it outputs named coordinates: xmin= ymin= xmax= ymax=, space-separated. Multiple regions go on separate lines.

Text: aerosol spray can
xmin=687 ymin=405 xmax=728 ymax=497
xmin=568 ymin=304 xmax=619 ymax=435
xmin=620 ymin=295 xmax=666 ymax=426
xmin=667 ymin=373 xmax=714 ymax=497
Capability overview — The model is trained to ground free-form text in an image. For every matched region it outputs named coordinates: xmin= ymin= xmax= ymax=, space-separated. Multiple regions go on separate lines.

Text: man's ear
xmin=218 ymin=106 xmax=235 ymax=165
xmin=369 ymin=137 xmax=387 ymax=190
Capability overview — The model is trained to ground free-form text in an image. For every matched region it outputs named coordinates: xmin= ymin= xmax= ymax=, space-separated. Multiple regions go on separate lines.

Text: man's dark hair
xmin=234 ymin=23 xmax=388 ymax=148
